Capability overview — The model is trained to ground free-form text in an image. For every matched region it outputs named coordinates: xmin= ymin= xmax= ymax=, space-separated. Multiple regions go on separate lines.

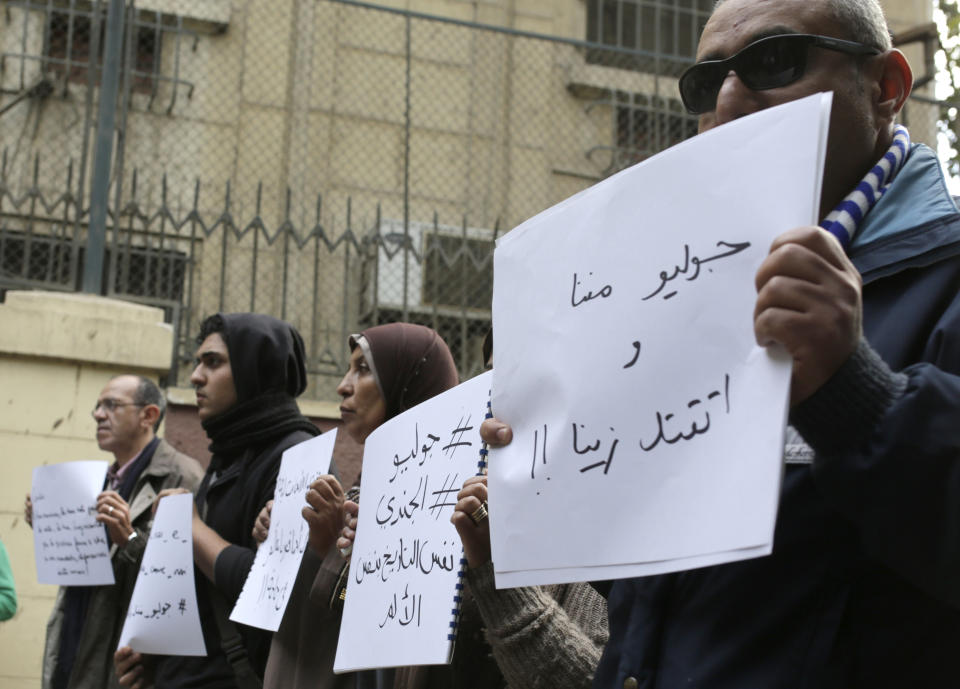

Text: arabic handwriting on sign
xmin=623 ymin=341 xmax=641 ymax=369
xmin=390 ymin=423 xmax=442 ymax=483
xmin=640 ymin=373 xmax=731 ymax=452
xmin=441 ymin=415 xmax=474 ymax=458
xmin=355 ymin=537 xmax=457 ymax=584
xmin=375 ymin=476 xmax=427 ymax=527
xmin=375 ymin=473 xmax=462 ymax=527
xmin=427 ymin=473 xmax=460 ymax=519
xmin=571 ymin=271 xmax=613 ymax=308
xmin=573 ymin=424 xmax=621 ymax=475
xmin=379 ymin=583 xmax=423 ymax=629
xmin=35 ymin=494 xmax=109 ymax=578
xmin=257 ymin=572 xmax=292 ymax=611
xmin=267 ymin=525 xmax=308 ymax=558
xmin=531 ymin=424 xmax=549 ymax=493
xmin=276 ymin=468 xmax=323 ymax=498
xmin=642 ymin=241 xmax=751 ymax=301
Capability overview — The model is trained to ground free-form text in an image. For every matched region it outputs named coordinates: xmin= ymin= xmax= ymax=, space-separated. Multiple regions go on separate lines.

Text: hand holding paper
xmin=754 ymin=226 xmax=863 ymax=404
xmin=489 ymin=94 xmax=834 ymax=587
xmin=229 ymin=431 xmax=338 ymax=631
xmin=334 ymin=372 xmax=491 ymax=672
xmin=303 ymin=474 xmax=346 ymax=556
xmin=117 ymin=492 xmax=205 ymax=655
xmin=96 ymin=491 xmax=135 ymax=547
xmin=32 ymin=461 xmax=114 ymax=586
xmin=451 ymin=476 xmax=491 ymax=568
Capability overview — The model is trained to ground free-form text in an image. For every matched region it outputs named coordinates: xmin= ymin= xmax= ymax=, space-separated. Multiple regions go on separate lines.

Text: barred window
xmin=586 ymin=0 xmax=713 ymax=76
xmin=0 ymin=229 xmax=186 ymax=300
xmin=422 ymin=234 xmax=493 ymax=311
xmin=614 ymin=92 xmax=699 ymax=169
xmin=45 ymin=9 xmax=160 ymax=93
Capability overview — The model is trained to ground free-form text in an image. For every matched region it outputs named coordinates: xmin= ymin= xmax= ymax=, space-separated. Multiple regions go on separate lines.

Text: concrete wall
xmin=0 ymin=290 xmax=358 ymax=687
xmin=0 ymin=291 xmax=175 ymax=688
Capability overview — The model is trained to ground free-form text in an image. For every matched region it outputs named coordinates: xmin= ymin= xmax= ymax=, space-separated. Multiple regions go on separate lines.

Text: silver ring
xmin=469 ymin=501 xmax=489 ymax=525
xmin=108 ymin=506 xmax=114 ymax=515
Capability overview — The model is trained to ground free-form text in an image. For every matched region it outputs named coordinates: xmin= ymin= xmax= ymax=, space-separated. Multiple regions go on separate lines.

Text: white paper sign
xmin=490 ymin=94 xmax=832 ymax=587
xmin=32 ymin=461 xmax=114 ymax=585
xmin=117 ymin=493 xmax=206 ymax=655
xmin=230 ymin=430 xmax=338 ymax=631
xmin=334 ymin=371 xmax=491 ymax=672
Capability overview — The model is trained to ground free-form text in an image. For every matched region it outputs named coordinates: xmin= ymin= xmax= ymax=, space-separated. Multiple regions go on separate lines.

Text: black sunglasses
xmin=679 ymin=33 xmax=882 ymax=115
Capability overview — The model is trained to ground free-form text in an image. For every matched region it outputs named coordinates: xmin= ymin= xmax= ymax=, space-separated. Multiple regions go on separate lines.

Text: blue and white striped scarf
xmin=785 ymin=125 xmax=910 ymax=465
xmin=819 ymin=125 xmax=911 ymax=250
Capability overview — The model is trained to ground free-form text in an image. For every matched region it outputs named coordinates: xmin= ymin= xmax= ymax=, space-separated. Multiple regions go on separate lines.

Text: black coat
xmin=595 ymin=146 xmax=960 ymax=688
xmin=155 ymin=313 xmax=319 ymax=688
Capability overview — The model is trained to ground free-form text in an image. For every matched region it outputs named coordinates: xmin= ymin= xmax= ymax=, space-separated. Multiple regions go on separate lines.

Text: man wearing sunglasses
xmin=25 ymin=375 xmax=203 ymax=689
xmin=483 ymin=0 xmax=960 ymax=685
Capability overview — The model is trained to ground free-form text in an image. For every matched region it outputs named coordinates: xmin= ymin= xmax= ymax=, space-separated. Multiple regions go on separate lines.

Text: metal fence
xmin=0 ymin=0 xmax=708 ymax=400
xmin=1 ymin=0 xmax=944 ymax=401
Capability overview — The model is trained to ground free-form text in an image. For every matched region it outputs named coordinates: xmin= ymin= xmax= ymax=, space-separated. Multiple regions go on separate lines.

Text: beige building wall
xmin=0 ymin=1 xmax=945 ymax=684
xmin=0 ymin=0 xmax=943 ymax=400
xmin=0 ymin=291 xmax=174 ymax=688
xmin=0 ymin=0 xmax=939 ymax=218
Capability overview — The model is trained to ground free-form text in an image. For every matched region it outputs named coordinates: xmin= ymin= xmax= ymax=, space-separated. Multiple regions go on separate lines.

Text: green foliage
xmin=938 ymin=0 xmax=960 ymax=176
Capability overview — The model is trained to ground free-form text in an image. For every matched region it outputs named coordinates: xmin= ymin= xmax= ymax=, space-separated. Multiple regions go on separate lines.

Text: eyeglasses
xmin=679 ymin=33 xmax=881 ymax=115
xmin=92 ymin=399 xmax=145 ymax=415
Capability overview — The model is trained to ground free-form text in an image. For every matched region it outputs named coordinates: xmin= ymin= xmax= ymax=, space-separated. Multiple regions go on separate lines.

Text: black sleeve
xmin=792 ymin=339 xmax=960 ymax=607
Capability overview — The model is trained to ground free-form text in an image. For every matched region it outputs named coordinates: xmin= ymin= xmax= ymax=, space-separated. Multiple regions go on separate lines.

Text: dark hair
xmin=197 ymin=313 xmax=227 ymax=347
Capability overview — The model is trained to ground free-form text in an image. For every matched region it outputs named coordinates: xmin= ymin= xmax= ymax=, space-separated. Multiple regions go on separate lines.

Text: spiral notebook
xmin=448 ymin=388 xmax=494 ymax=646
xmin=333 ymin=371 xmax=493 ymax=672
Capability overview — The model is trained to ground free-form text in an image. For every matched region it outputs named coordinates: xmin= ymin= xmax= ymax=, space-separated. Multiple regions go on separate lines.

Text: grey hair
xmin=712 ymin=0 xmax=892 ymax=51
xmin=115 ymin=374 xmax=167 ymax=431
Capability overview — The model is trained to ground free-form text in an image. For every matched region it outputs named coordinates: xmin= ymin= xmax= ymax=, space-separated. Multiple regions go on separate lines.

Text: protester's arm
xmin=154 ymin=487 xmax=229 ymax=583
xmin=0 ymin=541 xmax=17 ymax=621
xmin=303 ymin=475 xmax=346 ymax=556
xmin=114 ymin=647 xmax=152 ymax=689
xmin=308 ymin=544 xmax=350 ymax=611
xmin=792 ymin=341 xmax=960 ymax=606
xmin=335 ymin=499 xmax=359 ymax=560
xmin=96 ymin=490 xmax=143 ymax=559
xmin=212 ymin=460 xmax=282 ymax=603
xmin=193 ymin=514 xmax=233 ymax=583
xmin=252 ymin=500 xmax=273 ymax=546
xmin=756 ymin=227 xmax=960 ymax=606
xmin=452 ymin=477 xmax=607 ymax=688
xmin=467 ymin=564 xmax=607 ymax=689
xmin=753 ymin=226 xmax=862 ymax=406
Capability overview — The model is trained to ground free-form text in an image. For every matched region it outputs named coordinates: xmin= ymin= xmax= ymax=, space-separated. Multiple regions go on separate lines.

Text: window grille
xmin=423 ymin=234 xmax=494 ymax=311
xmin=0 ymin=229 xmax=187 ymax=300
xmin=586 ymin=0 xmax=713 ymax=76
xmin=1 ymin=0 xmax=195 ymax=110
xmin=44 ymin=8 xmax=160 ymax=93
xmin=614 ymin=92 xmax=699 ymax=169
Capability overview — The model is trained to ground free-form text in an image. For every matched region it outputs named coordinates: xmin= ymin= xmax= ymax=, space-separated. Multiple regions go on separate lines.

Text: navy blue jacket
xmin=594 ymin=145 xmax=960 ymax=689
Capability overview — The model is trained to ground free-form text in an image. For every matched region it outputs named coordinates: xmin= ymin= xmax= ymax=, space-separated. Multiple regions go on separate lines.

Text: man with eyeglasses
xmin=482 ymin=0 xmax=960 ymax=686
xmin=24 ymin=374 xmax=203 ymax=689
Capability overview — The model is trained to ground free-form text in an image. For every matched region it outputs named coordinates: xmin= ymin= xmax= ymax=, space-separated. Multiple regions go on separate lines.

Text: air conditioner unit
xmin=362 ymin=219 xmax=494 ymax=315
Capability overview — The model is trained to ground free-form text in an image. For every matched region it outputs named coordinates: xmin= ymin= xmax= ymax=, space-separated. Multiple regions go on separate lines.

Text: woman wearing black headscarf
xmin=260 ymin=322 xmax=459 ymax=689
xmin=116 ymin=313 xmax=320 ymax=689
